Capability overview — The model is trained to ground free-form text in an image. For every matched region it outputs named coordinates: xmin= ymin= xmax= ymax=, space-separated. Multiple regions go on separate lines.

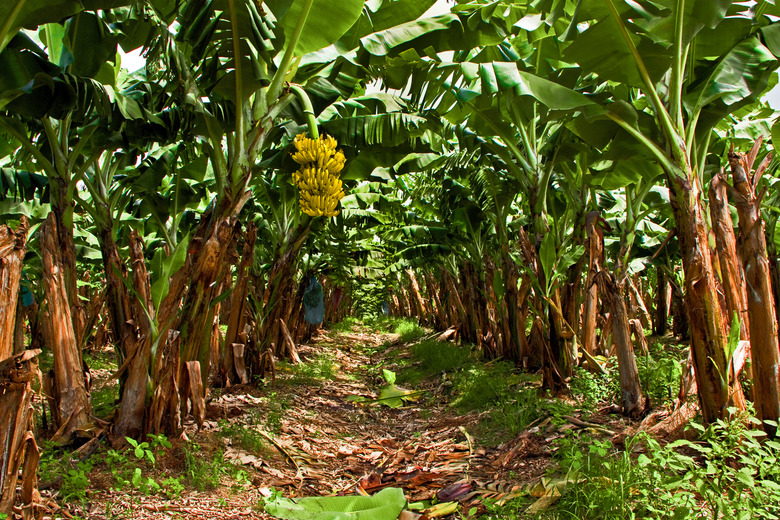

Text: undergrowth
xmin=540 ymin=409 xmax=780 ymax=520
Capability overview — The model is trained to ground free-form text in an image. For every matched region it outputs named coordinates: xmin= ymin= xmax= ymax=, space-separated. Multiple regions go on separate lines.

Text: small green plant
xmin=183 ymin=443 xmax=227 ymax=491
xmin=161 ymin=476 xmax=185 ymax=499
xmin=59 ymin=460 xmax=93 ymax=503
xmin=126 ymin=437 xmax=156 ymax=466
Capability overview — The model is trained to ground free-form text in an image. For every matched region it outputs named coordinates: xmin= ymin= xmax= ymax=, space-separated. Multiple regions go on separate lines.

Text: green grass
xmin=392 ymin=318 xmax=425 ymax=342
xmin=397 ymin=339 xmax=471 ymax=385
xmin=277 ymin=351 xmax=336 ymax=385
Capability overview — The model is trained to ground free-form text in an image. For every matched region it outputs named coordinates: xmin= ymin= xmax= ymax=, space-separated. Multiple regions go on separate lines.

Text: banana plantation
xmin=3 ymin=0 xmax=780 ymax=518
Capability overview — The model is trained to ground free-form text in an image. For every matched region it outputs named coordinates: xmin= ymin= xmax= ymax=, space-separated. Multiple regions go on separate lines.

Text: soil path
xmin=54 ymin=326 xmax=579 ymax=519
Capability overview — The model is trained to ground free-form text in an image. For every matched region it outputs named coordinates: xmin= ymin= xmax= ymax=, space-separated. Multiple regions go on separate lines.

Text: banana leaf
xmin=265 ymin=487 xmax=407 ymax=520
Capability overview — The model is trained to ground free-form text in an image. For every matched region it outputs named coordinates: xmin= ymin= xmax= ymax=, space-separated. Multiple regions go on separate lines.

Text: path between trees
xmin=52 ymin=325 xmax=630 ymax=519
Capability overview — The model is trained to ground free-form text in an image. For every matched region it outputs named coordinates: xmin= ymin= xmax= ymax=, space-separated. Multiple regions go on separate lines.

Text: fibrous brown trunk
xmin=0 ymin=349 xmax=40 ymax=518
xmin=628 ymin=277 xmax=652 ymax=332
xmin=596 ymin=271 xmax=645 ymax=416
xmin=709 ymin=170 xmax=750 ymax=340
xmin=728 ymin=143 xmax=780 ymax=435
xmin=220 ymin=224 xmax=257 ymax=386
xmin=406 ymin=270 xmax=428 ymax=325
xmin=114 ymin=232 xmax=154 ymax=439
xmin=667 ymin=169 xmax=729 ymax=424
xmin=40 ymin=213 xmax=91 ymax=440
xmin=423 ymin=271 xmax=446 ymax=330
xmin=654 ymin=268 xmax=668 ymax=336
xmin=0 ymin=219 xmax=28 ymax=361
xmin=582 ymin=212 xmax=603 ymax=356
xmin=179 ymin=217 xmax=239 ymax=394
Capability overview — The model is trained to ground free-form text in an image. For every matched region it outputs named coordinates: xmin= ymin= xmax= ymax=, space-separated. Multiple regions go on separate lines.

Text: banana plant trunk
xmin=596 ymin=271 xmax=645 ymax=416
xmin=654 ymin=267 xmax=668 ymax=336
xmin=220 ymin=223 xmax=257 ymax=386
xmin=709 ymin=170 xmax=750 ymax=340
xmin=40 ymin=213 xmax=91 ymax=440
xmin=666 ymin=169 xmax=729 ymax=424
xmin=0 ymin=349 xmax=40 ymax=517
xmin=114 ymin=232 xmax=154 ymax=439
xmin=0 ymin=219 xmax=28 ymax=361
xmin=728 ymin=144 xmax=780 ymax=435
xmin=261 ymin=221 xmax=310 ymax=360
xmin=582 ymin=212 xmax=604 ymax=356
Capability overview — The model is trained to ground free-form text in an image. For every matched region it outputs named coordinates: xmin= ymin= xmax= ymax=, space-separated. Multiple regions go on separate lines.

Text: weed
xmin=218 ymin=421 xmax=272 ymax=456
xmin=90 ymin=384 xmax=119 ymax=418
xmin=544 ymin=408 xmax=780 ymax=520
xmin=393 ymin=318 xmax=426 ymax=343
xmin=182 ymin=443 xmax=229 ymax=491
xmin=451 ymin=361 xmax=518 ymax=412
xmin=569 ymin=366 xmax=618 ymax=410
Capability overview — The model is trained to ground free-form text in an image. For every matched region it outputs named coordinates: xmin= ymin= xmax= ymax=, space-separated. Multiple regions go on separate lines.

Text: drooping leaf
xmin=269 ymin=0 xmax=365 ymax=57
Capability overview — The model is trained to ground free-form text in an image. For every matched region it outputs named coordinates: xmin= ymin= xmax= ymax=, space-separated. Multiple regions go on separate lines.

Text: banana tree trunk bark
xmin=444 ymin=271 xmax=467 ymax=339
xmin=40 ymin=213 xmax=91 ymax=440
xmin=261 ymin=222 xmax=309 ymax=360
xmin=728 ymin=143 xmax=780 ymax=436
xmin=0 ymin=219 xmax=28 ymax=361
xmin=628 ymin=277 xmax=653 ymax=332
xmin=596 ymin=271 xmax=645 ymax=416
xmin=582 ymin=212 xmax=603 ymax=356
xmin=114 ymin=232 xmax=154 ymax=439
xmin=406 ymin=270 xmax=428 ymax=325
xmin=423 ymin=271 xmax=446 ymax=330
xmin=709 ymin=170 xmax=750 ymax=340
xmin=179 ymin=218 xmax=239 ymax=392
xmin=667 ymin=169 xmax=729 ymax=424
xmin=654 ymin=268 xmax=668 ymax=336
xmin=220 ymin=224 xmax=257 ymax=386
xmin=0 ymin=349 xmax=40 ymax=517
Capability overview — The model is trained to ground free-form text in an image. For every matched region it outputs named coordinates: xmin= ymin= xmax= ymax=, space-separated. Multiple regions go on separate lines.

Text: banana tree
xmin=562 ymin=0 xmax=780 ymax=425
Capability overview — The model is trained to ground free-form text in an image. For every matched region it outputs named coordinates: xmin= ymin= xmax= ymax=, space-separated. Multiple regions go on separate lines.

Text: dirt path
xmin=48 ymin=325 xmax=620 ymax=519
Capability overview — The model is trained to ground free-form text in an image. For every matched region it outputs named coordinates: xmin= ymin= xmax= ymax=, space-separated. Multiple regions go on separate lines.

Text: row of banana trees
xmin=333 ymin=0 xmax=780 ymax=430
xmin=2 ymin=0 xmax=780 ymax=513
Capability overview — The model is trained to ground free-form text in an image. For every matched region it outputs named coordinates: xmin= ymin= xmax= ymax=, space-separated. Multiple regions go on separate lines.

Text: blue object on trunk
xmin=303 ymin=277 xmax=324 ymax=325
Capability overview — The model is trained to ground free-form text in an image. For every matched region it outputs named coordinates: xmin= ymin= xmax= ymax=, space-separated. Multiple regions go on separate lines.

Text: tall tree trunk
xmin=709 ymin=170 xmax=750 ymax=340
xmin=654 ymin=267 xmax=669 ymax=336
xmin=667 ymin=167 xmax=730 ymax=424
xmin=406 ymin=270 xmax=428 ymax=325
xmin=220 ymin=224 xmax=257 ymax=386
xmin=114 ymin=232 xmax=154 ymax=439
xmin=260 ymin=222 xmax=309 ymax=360
xmin=178 ymin=218 xmax=239 ymax=393
xmin=628 ymin=277 xmax=652 ymax=332
xmin=0 ymin=219 xmax=28 ymax=361
xmin=596 ymin=272 xmax=645 ymax=416
xmin=423 ymin=271 xmax=446 ymax=330
xmin=40 ymin=213 xmax=91 ymax=441
xmin=582 ymin=212 xmax=603 ymax=356
xmin=444 ymin=271 xmax=467 ymax=339
xmin=728 ymin=143 xmax=780 ymax=436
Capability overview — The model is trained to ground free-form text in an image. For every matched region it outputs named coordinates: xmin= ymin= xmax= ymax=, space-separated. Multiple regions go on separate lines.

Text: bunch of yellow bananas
xmin=291 ymin=133 xmax=346 ymax=217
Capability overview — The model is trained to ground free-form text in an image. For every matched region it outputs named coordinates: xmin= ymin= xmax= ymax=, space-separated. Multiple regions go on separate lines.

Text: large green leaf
xmin=63 ymin=12 xmax=117 ymax=78
xmin=563 ymin=16 xmax=672 ymax=87
xmin=269 ymin=0 xmax=365 ymax=57
xmin=684 ymin=36 xmax=777 ymax=111
xmin=264 ymin=487 xmax=407 ymax=520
